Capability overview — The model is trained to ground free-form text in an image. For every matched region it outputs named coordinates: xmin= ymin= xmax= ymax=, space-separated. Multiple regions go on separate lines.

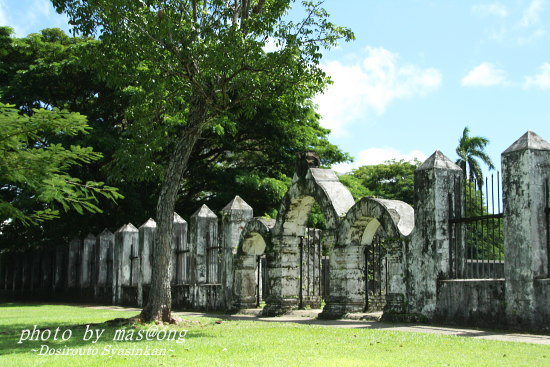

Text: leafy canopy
xmin=339 ymin=159 xmax=421 ymax=205
xmin=0 ymin=103 xmax=123 ymax=226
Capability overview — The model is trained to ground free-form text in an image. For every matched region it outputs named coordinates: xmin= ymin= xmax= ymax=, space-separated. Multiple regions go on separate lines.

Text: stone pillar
xmin=190 ymin=205 xmax=218 ymax=286
xmin=12 ymin=255 xmax=22 ymax=296
xmin=96 ymin=229 xmax=114 ymax=286
xmin=221 ymin=196 xmax=253 ymax=308
xmin=0 ymin=253 xmax=5 ymax=291
xmin=21 ymin=253 xmax=30 ymax=292
xmin=40 ymin=249 xmax=53 ymax=293
xmin=80 ymin=234 xmax=96 ymax=288
xmin=408 ymin=151 xmax=463 ymax=317
xmin=502 ymin=131 xmax=550 ymax=329
xmin=138 ymin=219 xmax=156 ymax=307
xmin=67 ymin=237 xmax=81 ymax=289
xmin=53 ymin=245 xmax=68 ymax=293
xmin=172 ymin=213 xmax=188 ymax=285
xmin=114 ymin=223 xmax=138 ymax=305
xmin=30 ymin=251 xmax=41 ymax=292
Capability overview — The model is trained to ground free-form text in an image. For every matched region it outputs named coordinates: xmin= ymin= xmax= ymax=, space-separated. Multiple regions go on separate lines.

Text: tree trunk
xmin=141 ymin=96 xmax=210 ymax=322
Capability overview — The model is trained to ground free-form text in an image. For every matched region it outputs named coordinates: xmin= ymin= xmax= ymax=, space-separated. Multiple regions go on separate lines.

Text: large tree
xmin=455 ymin=126 xmax=494 ymax=188
xmin=54 ymin=0 xmax=354 ymax=322
xmin=0 ymin=26 xmax=349 ymax=250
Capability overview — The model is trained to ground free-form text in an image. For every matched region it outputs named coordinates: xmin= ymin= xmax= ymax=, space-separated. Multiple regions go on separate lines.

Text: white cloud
xmin=519 ymin=0 xmax=544 ymax=28
xmin=475 ymin=0 xmax=547 ymax=45
xmin=461 ymin=63 xmax=508 ymax=87
xmin=472 ymin=3 xmax=509 ymax=17
xmin=331 ymin=148 xmax=428 ymax=174
xmin=524 ymin=62 xmax=550 ymax=89
xmin=0 ymin=0 xmax=69 ymax=37
xmin=315 ymin=47 xmax=441 ymax=137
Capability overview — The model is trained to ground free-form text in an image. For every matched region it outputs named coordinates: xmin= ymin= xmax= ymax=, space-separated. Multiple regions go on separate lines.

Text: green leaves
xmin=339 ymin=159 xmax=420 ymax=205
xmin=455 ymin=127 xmax=494 ymax=189
xmin=0 ymin=104 xmax=123 ymax=225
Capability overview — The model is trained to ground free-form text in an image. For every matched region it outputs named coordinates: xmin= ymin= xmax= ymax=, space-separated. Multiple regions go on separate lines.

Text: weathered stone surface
xmin=502 ymin=130 xmax=550 ymax=154
xmin=534 ymin=279 xmax=550 ymax=331
xmin=172 ymin=213 xmax=188 ymax=285
xmin=96 ymin=229 xmax=114 ymax=287
xmin=190 ymin=205 xmax=218 ymax=285
xmin=137 ymin=218 xmax=156 ymax=307
xmin=221 ymin=196 xmax=253 ymax=308
xmin=114 ymin=223 xmax=138 ymax=304
xmin=417 ymin=150 xmax=462 ymax=171
xmin=502 ymin=131 xmax=550 ymax=329
xmin=233 ymin=217 xmax=274 ymax=309
xmin=80 ymin=233 xmax=96 ymax=288
xmin=321 ymin=197 xmax=414 ymax=319
xmin=264 ymin=167 xmax=355 ymax=316
xmin=67 ymin=237 xmax=81 ymax=289
xmin=408 ymin=150 xmax=464 ymax=318
xmin=434 ymin=279 xmax=506 ymax=328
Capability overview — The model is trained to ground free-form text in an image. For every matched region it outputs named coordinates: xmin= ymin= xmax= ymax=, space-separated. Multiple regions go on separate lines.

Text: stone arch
xmin=232 ymin=218 xmax=274 ymax=309
xmin=263 ymin=168 xmax=355 ymax=316
xmin=321 ymin=197 xmax=414 ymax=319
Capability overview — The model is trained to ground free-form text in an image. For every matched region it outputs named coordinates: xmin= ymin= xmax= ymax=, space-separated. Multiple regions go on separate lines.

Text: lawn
xmin=0 ymin=303 xmax=547 ymax=367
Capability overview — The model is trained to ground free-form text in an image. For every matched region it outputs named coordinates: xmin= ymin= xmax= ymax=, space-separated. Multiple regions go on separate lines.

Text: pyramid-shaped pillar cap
xmin=173 ymin=212 xmax=187 ymax=223
xmin=116 ymin=223 xmax=138 ymax=233
xmin=191 ymin=204 xmax=218 ymax=219
xmin=222 ymin=195 xmax=253 ymax=212
xmin=140 ymin=218 xmax=157 ymax=229
xmin=502 ymin=130 xmax=550 ymax=155
xmin=99 ymin=228 xmax=114 ymax=237
xmin=417 ymin=150 xmax=462 ymax=171
xmin=84 ymin=233 xmax=96 ymax=241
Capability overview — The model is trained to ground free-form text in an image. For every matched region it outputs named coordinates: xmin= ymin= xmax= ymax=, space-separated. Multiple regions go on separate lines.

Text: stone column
xmin=408 ymin=151 xmax=463 ymax=317
xmin=53 ymin=245 xmax=68 ymax=293
xmin=30 ymin=251 xmax=41 ymax=292
xmin=221 ymin=196 xmax=253 ymax=309
xmin=80 ymin=234 xmax=96 ymax=289
xmin=138 ymin=219 xmax=156 ymax=307
xmin=0 ymin=253 xmax=5 ymax=291
xmin=114 ymin=223 xmax=138 ymax=305
xmin=67 ymin=237 xmax=81 ymax=289
xmin=96 ymin=229 xmax=114 ymax=300
xmin=96 ymin=229 xmax=114 ymax=286
xmin=190 ymin=205 xmax=218 ymax=287
xmin=172 ymin=213 xmax=188 ymax=285
xmin=502 ymin=131 xmax=550 ymax=329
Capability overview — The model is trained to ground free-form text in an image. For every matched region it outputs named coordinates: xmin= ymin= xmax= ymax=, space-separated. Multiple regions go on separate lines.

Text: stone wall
xmin=0 ymin=131 xmax=548 ymax=331
xmin=434 ymin=279 xmax=506 ymax=328
xmin=0 ymin=196 xmax=252 ymax=311
xmin=409 ymin=131 xmax=550 ymax=331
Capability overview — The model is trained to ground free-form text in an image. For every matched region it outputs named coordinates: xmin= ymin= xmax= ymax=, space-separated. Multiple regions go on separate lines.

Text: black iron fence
xmin=449 ymin=173 xmax=504 ymax=279
xmin=364 ymin=233 xmax=387 ymax=311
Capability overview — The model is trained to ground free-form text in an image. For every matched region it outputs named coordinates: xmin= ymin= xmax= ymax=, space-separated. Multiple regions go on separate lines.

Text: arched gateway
xmin=232 ymin=218 xmax=274 ymax=309
xmin=262 ymin=168 xmax=355 ymax=316
xmin=321 ymin=197 xmax=414 ymax=319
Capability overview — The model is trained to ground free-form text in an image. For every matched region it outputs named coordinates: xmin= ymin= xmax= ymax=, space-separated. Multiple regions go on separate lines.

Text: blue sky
xmin=1 ymin=0 xmax=549 ymax=174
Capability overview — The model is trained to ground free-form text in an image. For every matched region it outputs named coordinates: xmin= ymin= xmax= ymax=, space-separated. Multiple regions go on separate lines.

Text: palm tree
xmin=455 ymin=127 xmax=495 ymax=188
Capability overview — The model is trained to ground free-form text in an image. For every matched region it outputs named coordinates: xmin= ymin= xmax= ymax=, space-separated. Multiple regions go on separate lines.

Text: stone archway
xmin=262 ymin=168 xmax=355 ymax=316
xmin=321 ymin=197 xmax=414 ymax=319
xmin=232 ymin=218 xmax=274 ymax=309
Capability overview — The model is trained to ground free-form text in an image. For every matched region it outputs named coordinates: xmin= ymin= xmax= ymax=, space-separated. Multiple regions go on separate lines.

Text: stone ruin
xmin=0 ymin=131 xmax=549 ymax=331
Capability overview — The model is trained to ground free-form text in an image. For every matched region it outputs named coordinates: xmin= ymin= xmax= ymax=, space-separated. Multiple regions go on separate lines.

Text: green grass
xmin=0 ymin=303 xmax=547 ymax=366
